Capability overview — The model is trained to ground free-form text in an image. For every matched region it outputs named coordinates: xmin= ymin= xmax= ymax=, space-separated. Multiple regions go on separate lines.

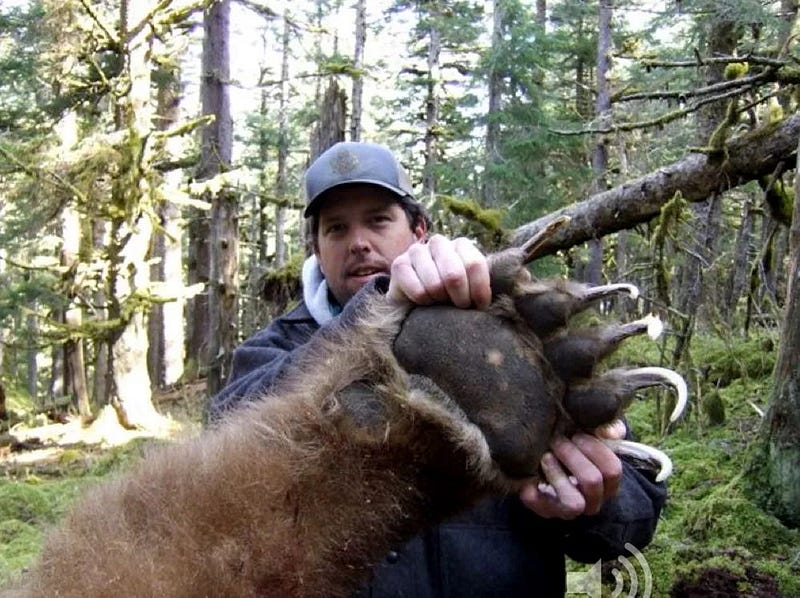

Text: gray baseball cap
xmin=303 ymin=142 xmax=416 ymax=217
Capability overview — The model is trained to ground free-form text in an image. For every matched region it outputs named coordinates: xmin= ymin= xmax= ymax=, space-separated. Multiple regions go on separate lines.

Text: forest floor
xmin=1 ymin=335 xmax=799 ymax=597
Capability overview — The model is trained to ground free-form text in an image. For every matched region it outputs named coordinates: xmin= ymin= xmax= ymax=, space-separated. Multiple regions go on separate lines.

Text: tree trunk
xmin=724 ymin=196 xmax=756 ymax=324
xmin=350 ymin=0 xmax=366 ymax=142
xmin=275 ymin=11 xmax=291 ymax=269
xmin=672 ymin=194 xmax=723 ymax=365
xmin=511 ymin=111 xmax=800 ymax=257
xmin=672 ymin=19 xmax=740 ymax=364
xmin=53 ymin=110 xmax=92 ymax=419
xmin=574 ymin=12 xmax=592 ymax=120
xmin=203 ymin=0 xmax=237 ymax=398
xmin=310 ymin=80 xmax=347 ymax=162
xmin=26 ymin=311 xmax=37 ymax=401
xmin=585 ymin=0 xmax=613 ymax=286
xmin=61 ymin=204 xmax=91 ymax=420
xmin=760 ymin=136 xmax=800 ymax=527
xmin=483 ymin=0 xmax=505 ymax=208
xmin=613 ymin=133 xmax=633 ymax=317
xmin=107 ymin=0 xmax=160 ymax=429
xmin=92 ymin=220 xmax=110 ymax=406
xmin=423 ymin=14 xmax=441 ymax=203
xmin=149 ymin=58 xmax=185 ymax=388
xmin=535 ymin=0 xmax=546 ymax=25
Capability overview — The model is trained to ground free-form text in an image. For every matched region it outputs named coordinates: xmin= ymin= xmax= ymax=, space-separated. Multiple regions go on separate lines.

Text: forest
xmin=1 ymin=0 xmax=800 ymax=595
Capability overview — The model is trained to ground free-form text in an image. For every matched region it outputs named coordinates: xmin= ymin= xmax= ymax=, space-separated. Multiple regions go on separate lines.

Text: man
xmin=209 ymin=142 xmax=666 ymax=597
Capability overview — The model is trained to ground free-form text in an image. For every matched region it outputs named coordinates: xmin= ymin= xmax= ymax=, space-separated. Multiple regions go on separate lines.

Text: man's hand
xmin=387 ymin=234 xmax=491 ymax=309
xmin=518 ymin=420 xmax=626 ymax=519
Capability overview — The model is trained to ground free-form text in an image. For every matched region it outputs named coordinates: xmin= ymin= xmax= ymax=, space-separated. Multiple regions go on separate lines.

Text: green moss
xmin=723 ymin=62 xmax=749 ymax=80
xmin=0 ymin=519 xmax=44 ymax=586
xmin=683 ymin=479 xmax=798 ymax=552
xmin=0 ymin=441 xmax=150 ymax=585
xmin=440 ymin=196 xmax=507 ymax=247
xmin=691 ymin=333 xmax=777 ymax=388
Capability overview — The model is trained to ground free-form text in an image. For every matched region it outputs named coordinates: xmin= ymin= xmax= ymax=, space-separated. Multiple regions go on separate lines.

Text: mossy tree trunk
xmin=106 ymin=0 xmax=162 ymax=429
xmin=759 ymin=136 xmax=800 ymax=527
xmin=148 ymin=51 xmax=185 ymax=389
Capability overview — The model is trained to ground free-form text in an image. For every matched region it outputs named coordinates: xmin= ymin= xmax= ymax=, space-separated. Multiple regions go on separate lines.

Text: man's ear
xmin=413 ymin=219 xmax=427 ymax=243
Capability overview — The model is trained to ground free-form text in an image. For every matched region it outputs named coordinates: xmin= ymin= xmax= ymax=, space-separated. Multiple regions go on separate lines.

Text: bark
xmin=186 ymin=213 xmax=210 ymax=375
xmin=574 ymin=12 xmax=592 ymax=121
xmin=92 ymin=220 xmax=110 ymax=405
xmin=724 ymin=197 xmax=756 ymax=323
xmin=275 ymin=11 xmax=290 ymax=269
xmin=760 ymin=135 xmax=800 ymax=527
xmin=423 ymin=15 xmax=441 ymax=203
xmin=26 ymin=312 xmax=37 ymax=401
xmin=672 ymin=19 xmax=740 ymax=364
xmin=149 ymin=59 xmax=185 ymax=388
xmin=535 ymin=0 xmax=546 ymax=26
xmin=613 ymin=134 xmax=632 ymax=318
xmin=511 ymin=111 xmax=800 ymax=256
xmin=483 ymin=0 xmax=505 ymax=207
xmin=350 ymin=0 xmax=366 ymax=142
xmin=585 ymin=0 xmax=613 ymax=286
xmin=243 ymin=53 xmax=272 ymax=339
xmin=203 ymin=0 xmax=237 ymax=397
xmin=61 ymin=204 xmax=91 ymax=419
xmin=106 ymin=0 xmax=160 ymax=428
xmin=310 ymin=80 xmax=347 ymax=162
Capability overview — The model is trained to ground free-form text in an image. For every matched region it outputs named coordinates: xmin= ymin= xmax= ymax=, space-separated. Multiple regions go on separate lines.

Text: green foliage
xmin=0 ymin=2 xmax=50 ymax=136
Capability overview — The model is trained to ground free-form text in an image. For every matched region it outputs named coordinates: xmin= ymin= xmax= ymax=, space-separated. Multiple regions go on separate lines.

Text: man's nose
xmin=348 ymin=228 xmax=371 ymax=253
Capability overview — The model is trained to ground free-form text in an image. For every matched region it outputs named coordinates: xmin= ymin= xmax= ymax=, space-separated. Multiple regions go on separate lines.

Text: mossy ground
xmin=0 ymin=440 xmax=157 ymax=587
xmin=1 ymin=333 xmax=798 ymax=596
xmin=566 ymin=330 xmax=798 ymax=597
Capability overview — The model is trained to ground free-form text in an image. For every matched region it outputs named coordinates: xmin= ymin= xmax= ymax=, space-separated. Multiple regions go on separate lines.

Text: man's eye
xmin=325 ymin=223 xmax=345 ymax=235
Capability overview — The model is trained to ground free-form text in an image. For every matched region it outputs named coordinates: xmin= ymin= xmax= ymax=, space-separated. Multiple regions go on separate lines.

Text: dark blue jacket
xmin=209 ymin=300 xmax=667 ymax=597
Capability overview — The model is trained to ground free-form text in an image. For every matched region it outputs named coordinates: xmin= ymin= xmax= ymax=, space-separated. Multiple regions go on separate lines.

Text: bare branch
xmin=553 ymin=84 xmax=758 ymax=136
xmin=638 ymin=54 xmax=789 ymax=69
xmin=77 ymin=0 xmax=120 ymax=47
xmin=616 ymin=69 xmax=773 ymax=103
xmin=515 ymin=112 xmax=800 ymax=256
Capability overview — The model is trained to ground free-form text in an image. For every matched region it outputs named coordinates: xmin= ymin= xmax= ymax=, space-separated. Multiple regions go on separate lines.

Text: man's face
xmin=315 ymin=184 xmax=426 ymax=305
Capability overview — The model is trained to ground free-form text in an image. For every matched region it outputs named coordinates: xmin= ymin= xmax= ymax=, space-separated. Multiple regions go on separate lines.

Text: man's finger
xmin=572 ymin=433 xmax=623 ymax=500
xmin=551 ymin=438 xmax=605 ymax=515
xmin=539 ymin=452 xmax=585 ymax=518
xmin=453 ymin=237 xmax=491 ymax=309
xmin=388 ymin=252 xmax=434 ymax=305
xmin=428 ymin=235 xmax=471 ymax=308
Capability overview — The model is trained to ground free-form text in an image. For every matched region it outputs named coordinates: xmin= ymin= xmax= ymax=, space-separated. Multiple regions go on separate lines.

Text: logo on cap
xmin=331 ymin=148 xmax=359 ymax=175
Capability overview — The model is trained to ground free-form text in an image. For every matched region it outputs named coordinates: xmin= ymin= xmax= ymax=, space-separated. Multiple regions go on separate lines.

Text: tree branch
xmin=616 ymin=69 xmax=773 ymax=103
xmin=514 ymin=112 xmax=800 ymax=257
xmin=554 ymin=84 xmax=755 ymax=136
